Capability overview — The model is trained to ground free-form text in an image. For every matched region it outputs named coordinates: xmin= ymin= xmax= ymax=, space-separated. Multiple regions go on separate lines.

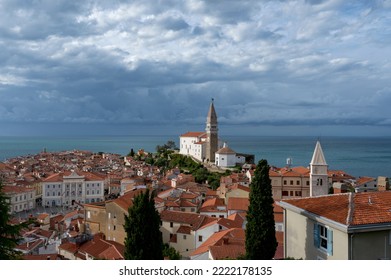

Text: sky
xmin=0 ymin=0 xmax=391 ymax=137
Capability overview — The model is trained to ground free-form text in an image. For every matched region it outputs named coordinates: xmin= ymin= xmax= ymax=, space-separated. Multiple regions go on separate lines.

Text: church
xmin=179 ymin=100 xmax=248 ymax=167
xmin=179 ymin=99 xmax=221 ymax=163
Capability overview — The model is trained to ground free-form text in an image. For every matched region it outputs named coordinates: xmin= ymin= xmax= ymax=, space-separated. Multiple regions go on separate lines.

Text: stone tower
xmin=310 ymin=141 xmax=329 ymax=197
xmin=205 ymin=99 xmax=218 ymax=162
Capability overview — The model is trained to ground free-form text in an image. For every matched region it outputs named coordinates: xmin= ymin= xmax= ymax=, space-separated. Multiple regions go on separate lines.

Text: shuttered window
xmin=314 ymin=223 xmax=333 ymax=256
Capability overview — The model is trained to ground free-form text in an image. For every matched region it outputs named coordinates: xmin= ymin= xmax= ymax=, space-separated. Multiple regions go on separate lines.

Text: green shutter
xmin=313 ymin=223 xmax=320 ymax=248
xmin=327 ymin=229 xmax=333 ymax=256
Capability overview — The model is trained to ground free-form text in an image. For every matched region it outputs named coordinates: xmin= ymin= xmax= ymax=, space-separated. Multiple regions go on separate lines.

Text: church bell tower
xmin=310 ymin=141 xmax=329 ymax=196
xmin=205 ymin=99 xmax=218 ymax=162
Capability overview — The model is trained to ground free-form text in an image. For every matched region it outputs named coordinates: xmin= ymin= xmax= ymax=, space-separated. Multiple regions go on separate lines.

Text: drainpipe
xmin=350 ymin=234 xmax=354 ymax=260
xmin=385 ymin=236 xmax=387 ymax=260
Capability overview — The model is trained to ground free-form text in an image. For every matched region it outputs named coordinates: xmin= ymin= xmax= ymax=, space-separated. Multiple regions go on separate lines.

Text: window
xmin=314 ymin=223 xmax=333 ymax=256
xmin=282 ymin=191 xmax=288 ymax=196
xmin=290 ymin=180 xmax=294 ymax=185
xmin=199 ymin=236 xmax=203 ymax=242
xmin=113 ymin=225 xmax=116 ymax=231
xmin=183 ymin=235 xmax=187 ymax=240
xmin=297 ymin=180 xmax=300 ymax=185
xmin=295 ymin=191 xmax=302 ymax=196
xmin=170 ymin=222 xmax=173 ymax=228
xmin=283 ymin=180 xmax=287 ymax=185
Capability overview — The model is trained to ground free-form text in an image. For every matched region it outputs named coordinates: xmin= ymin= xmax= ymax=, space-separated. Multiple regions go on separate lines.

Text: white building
xmin=179 ymin=132 xmax=207 ymax=162
xmin=179 ymin=100 xmax=223 ymax=163
xmin=42 ymin=171 xmax=105 ymax=207
xmin=3 ymin=185 xmax=36 ymax=214
xmin=215 ymin=143 xmax=246 ymax=168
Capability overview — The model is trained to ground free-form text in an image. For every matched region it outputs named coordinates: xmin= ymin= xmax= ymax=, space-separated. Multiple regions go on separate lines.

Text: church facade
xmin=179 ymin=100 xmax=222 ymax=163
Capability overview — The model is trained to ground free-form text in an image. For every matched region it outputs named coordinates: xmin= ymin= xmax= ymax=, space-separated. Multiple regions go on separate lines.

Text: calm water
xmin=0 ymin=135 xmax=390 ymax=178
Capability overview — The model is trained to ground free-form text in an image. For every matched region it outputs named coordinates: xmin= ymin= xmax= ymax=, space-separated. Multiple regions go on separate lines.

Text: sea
xmin=0 ymin=135 xmax=390 ymax=179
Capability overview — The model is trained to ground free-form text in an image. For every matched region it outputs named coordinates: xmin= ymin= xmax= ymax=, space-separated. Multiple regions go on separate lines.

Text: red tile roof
xmin=177 ymin=225 xmax=191 ymax=234
xmin=180 ymin=132 xmax=206 ymax=138
xmin=227 ymin=197 xmax=249 ymax=211
xmin=356 ymin=176 xmax=376 ymax=186
xmin=161 ymin=210 xmax=217 ymax=231
xmin=110 ymin=189 xmax=145 ymax=211
xmin=43 ymin=171 xmax=105 ymax=182
xmin=191 ymin=228 xmax=245 ymax=259
xmin=280 ymin=191 xmax=391 ymax=226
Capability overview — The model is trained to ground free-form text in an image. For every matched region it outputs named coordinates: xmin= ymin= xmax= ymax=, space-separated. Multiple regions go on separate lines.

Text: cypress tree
xmin=0 ymin=181 xmax=27 ymax=260
xmin=123 ymin=189 xmax=163 ymax=260
xmin=245 ymin=159 xmax=277 ymax=259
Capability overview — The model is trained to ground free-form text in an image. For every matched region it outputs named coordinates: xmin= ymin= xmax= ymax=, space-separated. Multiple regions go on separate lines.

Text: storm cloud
xmin=0 ymin=0 xmax=390 ymax=136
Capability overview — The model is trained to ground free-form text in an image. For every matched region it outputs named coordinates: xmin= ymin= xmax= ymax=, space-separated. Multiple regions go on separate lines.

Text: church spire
xmin=207 ymin=98 xmax=217 ymax=124
xmin=310 ymin=141 xmax=329 ymax=197
xmin=205 ymin=98 xmax=218 ymax=162
xmin=310 ymin=141 xmax=327 ymax=166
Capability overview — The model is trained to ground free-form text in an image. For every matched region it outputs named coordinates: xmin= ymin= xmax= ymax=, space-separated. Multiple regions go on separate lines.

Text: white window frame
xmin=319 ymin=224 xmax=328 ymax=250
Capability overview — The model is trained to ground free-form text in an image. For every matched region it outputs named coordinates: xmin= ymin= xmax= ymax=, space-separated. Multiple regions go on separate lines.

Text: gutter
xmin=278 ymin=200 xmax=391 ymax=233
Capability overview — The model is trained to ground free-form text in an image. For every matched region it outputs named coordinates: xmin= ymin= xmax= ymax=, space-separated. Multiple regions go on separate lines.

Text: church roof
xmin=310 ymin=141 xmax=327 ymax=166
xmin=207 ymin=99 xmax=218 ymax=124
xmin=180 ymin=132 xmax=206 ymax=138
xmin=216 ymin=143 xmax=236 ymax=155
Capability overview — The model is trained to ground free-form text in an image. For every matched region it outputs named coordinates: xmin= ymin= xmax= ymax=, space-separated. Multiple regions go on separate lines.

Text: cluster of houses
xmin=1 ymin=101 xmax=390 ymax=260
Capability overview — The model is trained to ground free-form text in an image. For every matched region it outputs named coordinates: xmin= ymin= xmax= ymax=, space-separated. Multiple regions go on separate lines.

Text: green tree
xmin=127 ymin=148 xmax=135 ymax=157
xmin=0 ymin=181 xmax=27 ymax=259
xmin=245 ymin=159 xmax=277 ymax=260
xmin=123 ymin=189 xmax=163 ymax=260
xmin=162 ymin=243 xmax=181 ymax=260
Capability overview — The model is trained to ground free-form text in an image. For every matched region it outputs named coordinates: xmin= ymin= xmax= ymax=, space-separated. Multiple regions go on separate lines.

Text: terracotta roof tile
xmin=227 ymin=197 xmax=249 ymax=211
xmin=180 ymin=132 xmax=206 ymax=138
xmin=280 ymin=191 xmax=391 ymax=226
xmin=177 ymin=225 xmax=191 ymax=234
xmin=161 ymin=210 xmax=212 ymax=231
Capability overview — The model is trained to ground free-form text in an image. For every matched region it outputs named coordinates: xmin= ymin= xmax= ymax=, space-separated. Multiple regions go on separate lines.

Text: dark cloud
xmin=0 ymin=0 xmax=390 ymax=136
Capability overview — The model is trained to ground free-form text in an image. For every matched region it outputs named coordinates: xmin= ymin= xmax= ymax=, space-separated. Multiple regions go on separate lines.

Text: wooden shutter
xmin=327 ymin=229 xmax=333 ymax=256
xmin=313 ymin=223 xmax=320 ymax=248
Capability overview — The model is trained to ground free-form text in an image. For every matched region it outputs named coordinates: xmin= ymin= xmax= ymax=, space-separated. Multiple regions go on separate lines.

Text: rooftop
xmin=279 ymin=191 xmax=391 ymax=227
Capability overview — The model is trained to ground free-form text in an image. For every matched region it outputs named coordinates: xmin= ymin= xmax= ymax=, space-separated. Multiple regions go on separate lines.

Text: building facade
xmin=3 ymin=185 xmax=36 ymax=213
xmin=42 ymin=171 xmax=105 ymax=207
xmin=179 ymin=100 xmax=222 ymax=163
xmin=279 ymin=191 xmax=391 ymax=260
